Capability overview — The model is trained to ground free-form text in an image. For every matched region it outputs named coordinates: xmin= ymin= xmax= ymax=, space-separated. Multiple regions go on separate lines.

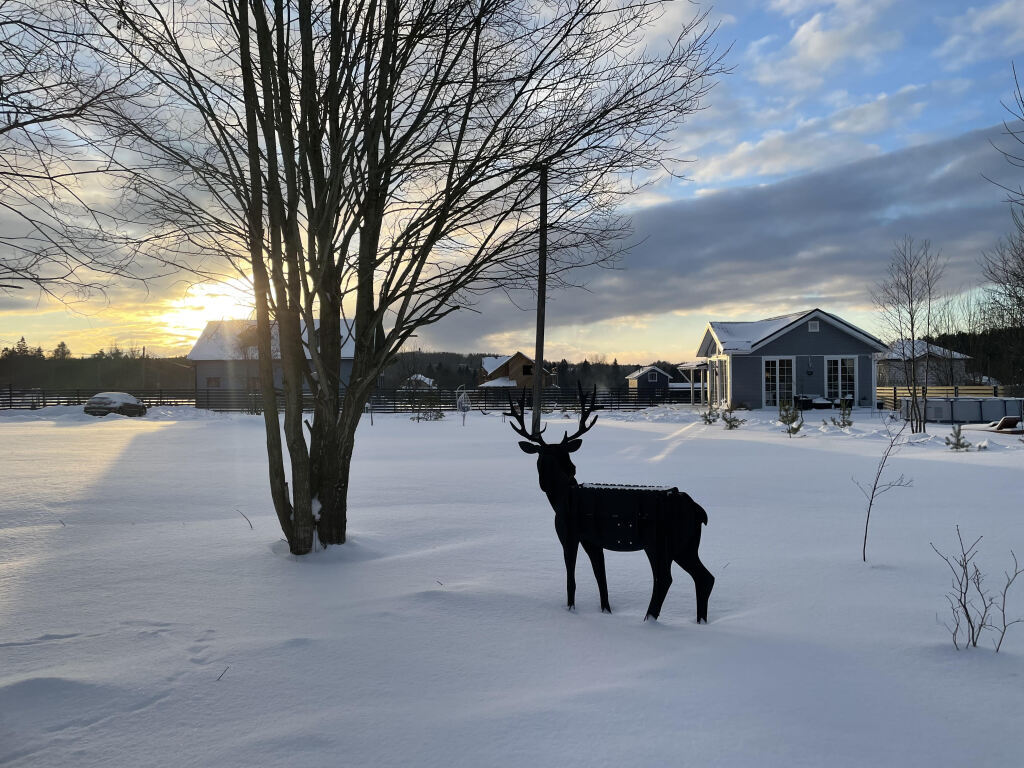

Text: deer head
xmin=509 ymin=382 xmax=598 ymax=497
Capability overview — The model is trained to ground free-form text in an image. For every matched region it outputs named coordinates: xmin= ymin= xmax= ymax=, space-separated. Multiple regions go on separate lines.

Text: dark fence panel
xmin=1 ymin=385 xmax=702 ymax=412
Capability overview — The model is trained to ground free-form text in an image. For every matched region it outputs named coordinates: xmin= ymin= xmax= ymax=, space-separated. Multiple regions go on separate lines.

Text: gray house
xmin=187 ymin=319 xmax=355 ymax=391
xmin=876 ymin=340 xmax=970 ymax=386
xmin=695 ymin=309 xmax=888 ymax=409
xmin=625 ymin=365 xmax=672 ymax=394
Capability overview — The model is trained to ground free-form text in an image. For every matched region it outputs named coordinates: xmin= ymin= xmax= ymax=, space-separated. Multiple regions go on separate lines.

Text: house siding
xmin=730 ymin=356 xmax=761 ymax=408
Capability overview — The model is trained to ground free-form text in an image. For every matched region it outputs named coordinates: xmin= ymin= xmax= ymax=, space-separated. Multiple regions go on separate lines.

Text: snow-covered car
xmin=83 ymin=392 xmax=147 ymax=417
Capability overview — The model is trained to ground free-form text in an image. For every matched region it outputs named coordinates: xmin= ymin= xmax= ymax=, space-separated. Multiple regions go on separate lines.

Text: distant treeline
xmin=381 ymin=350 xmax=677 ymax=390
xmin=0 ymin=338 xmax=193 ymax=389
xmin=1 ymin=335 xmax=681 ymax=391
xmin=928 ymin=325 xmax=1024 ymax=387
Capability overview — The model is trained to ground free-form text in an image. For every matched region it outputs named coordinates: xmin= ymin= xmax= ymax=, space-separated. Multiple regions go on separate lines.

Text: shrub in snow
xmin=931 ymin=527 xmax=1023 ymax=652
xmin=722 ymin=406 xmax=745 ymax=430
xmin=700 ymin=405 xmax=719 ymax=425
xmin=944 ymin=425 xmax=971 ymax=451
xmin=830 ymin=398 xmax=853 ymax=428
xmin=777 ymin=400 xmax=803 ymax=437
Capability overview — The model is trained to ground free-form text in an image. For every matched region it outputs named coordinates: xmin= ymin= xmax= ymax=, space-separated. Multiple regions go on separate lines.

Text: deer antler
xmin=508 ymin=387 xmax=547 ymax=443
xmin=562 ymin=381 xmax=598 ymax=442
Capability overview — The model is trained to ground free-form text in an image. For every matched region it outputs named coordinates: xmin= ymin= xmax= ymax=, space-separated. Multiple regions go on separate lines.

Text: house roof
xmin=478 ymin=376 xmax=518 ymax=388
xmin=402 ymin=373 xmax=437 ymax=388
xmin=625 ymin=365 xmax=672 ymax=380
xmin=879 ymin=339 xmax=970 ymax=361
xmin=481 ymin=355 xmax=513 ymax=375
xmin=696 ymin=308 xmax=887 ymax=356
xmin=187 ymin=319 xmax=355 ymax=361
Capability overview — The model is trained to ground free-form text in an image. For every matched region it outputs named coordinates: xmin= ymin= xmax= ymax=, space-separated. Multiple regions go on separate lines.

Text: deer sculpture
xmin=510 ymin=384 xmax=714 ymax=622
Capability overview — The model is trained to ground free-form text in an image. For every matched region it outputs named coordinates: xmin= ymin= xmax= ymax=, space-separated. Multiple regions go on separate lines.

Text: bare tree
xmin=990 ymin=62 xmax=1024 ymax=212
xmin=68 ymin=0 xmax=726 ymax=554
xmin=980 ymin=212 xmax=1024 ymax=387
xmin=0 ymin=0 xmax=154 ymax=298
xmin=873 ymin=236 xmax=946 ymax=433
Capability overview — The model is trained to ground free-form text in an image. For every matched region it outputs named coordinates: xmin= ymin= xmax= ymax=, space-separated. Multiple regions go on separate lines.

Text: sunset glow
xmin=155 ymin=279 xmax=255 ymax=350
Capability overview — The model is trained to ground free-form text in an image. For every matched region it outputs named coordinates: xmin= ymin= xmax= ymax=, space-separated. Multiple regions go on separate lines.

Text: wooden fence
xmin=877 ymin=385 xmax=1021 ymax=411
xmin=0 ymin=385 xmax=702 ymax=413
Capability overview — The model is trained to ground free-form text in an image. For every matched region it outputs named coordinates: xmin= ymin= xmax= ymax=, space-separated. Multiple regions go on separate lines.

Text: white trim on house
xmin=824 ymin=355 xmax=858 ymax=403
xmin=762 ymin=356 xmax=797 ymax=408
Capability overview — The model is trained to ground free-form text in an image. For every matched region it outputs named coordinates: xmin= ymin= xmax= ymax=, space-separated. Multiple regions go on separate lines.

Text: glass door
xmin=764 ymin=358 xmax=794 ymax=407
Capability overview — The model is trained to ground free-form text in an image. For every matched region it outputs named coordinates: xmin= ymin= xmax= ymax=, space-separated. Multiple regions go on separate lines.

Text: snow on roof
xmin=699 ymin=308 xmax=887 ymax=356
xmin=187 ymin=319 xmax=355 ymax=361
xmin=879 ymin=339 xmax=970 ymax=361
xmin=625 ymin=365 xmax=672 ymax=380
xmin=478 ymin=376 xmax=518 ymax=387
xmin=481 ymin=355 xmax=513 ymax=375
xmin=707 ymin=311 xmax=808 ymax=354
xmin=403 ymin=374 xmax=436 ymax=388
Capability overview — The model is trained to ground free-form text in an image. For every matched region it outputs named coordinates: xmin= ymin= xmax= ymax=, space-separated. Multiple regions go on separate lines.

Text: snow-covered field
xmin=2 ymin=405 xmax=1022 ymax=767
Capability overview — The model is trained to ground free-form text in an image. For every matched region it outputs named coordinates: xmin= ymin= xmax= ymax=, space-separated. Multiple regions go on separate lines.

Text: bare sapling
xmin=853 ymin=419 xmax=912 ymax=562
xmin=930 ymin=527 xmax=1024 ymax=651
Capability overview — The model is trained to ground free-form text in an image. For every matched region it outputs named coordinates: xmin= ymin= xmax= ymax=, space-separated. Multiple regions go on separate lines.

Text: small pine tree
xmin=830 ymin=398 xmax=853 ymax=428
xmin=945 ymin=425 xmax=971 ymax=451
xmin=778 ymin=400 xmax=804 ymax=437
xmin=700 ymin=405 xmax=720 ymax=424
xmin=722 ymin=405 xmax=746 ymax=430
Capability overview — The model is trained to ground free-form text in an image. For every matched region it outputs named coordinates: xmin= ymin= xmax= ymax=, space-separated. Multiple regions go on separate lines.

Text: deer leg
xmin=562 ymin=543 xmax=579 ymax=610
xmin=643 ymin=548 xmax=672 ymax=621
xmin=676 ymin=548 xmax=715 ymax=623
xmin=581 ymin=540 xmax=611 ymax=613
xmin=555 ymin=518 xmax=578 ymax=610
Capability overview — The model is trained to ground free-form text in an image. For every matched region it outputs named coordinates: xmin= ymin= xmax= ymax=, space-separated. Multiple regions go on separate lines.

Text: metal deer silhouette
xmin=510 ymin=383 xmax=714 ymax=622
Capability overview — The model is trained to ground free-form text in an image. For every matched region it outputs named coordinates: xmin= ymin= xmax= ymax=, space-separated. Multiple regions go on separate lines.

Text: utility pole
xmin=531 ymin=163 xmax=548 ymax=435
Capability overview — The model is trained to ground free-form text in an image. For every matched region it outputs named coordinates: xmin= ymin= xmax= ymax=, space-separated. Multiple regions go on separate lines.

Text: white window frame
xmin=824 ymin=356 xmax=858 ymax=403
xmin=808 ymin=320 xmax=820 ymax=332
xmin=762 ymin=356 xmax=796 ymax=408
xmin=648 ymin=371 xmax=658 ymax=383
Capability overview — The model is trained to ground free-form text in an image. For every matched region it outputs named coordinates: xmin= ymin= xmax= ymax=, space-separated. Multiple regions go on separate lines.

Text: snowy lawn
xmin=2 ymin=405 xmax=1023 ymax=767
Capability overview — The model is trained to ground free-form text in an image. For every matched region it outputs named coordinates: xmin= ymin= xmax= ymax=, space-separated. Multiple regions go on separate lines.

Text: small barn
xmin=187 ymin=319 xmax=355 ymax=391
xmin=478 ymin=351 xmax=551 ymax=389
xmin=694 ymin=308 xmax=888 ymax=409
xmin=625 ymin=365 xmax=672 ymax=394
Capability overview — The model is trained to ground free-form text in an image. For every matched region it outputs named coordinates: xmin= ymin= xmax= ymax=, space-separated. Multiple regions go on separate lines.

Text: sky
xmin=3 ymin=0 xmax=1024 ymax=363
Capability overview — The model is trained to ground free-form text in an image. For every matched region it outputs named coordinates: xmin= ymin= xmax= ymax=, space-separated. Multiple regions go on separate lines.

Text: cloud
xmin=935 ymin=0 xmax=1024 ymax=70
xmin=828 ymin=85 xmax=926 ymax=134
xmin=751 ymin=0 xmax=902 ymax=91
xmin=688 ymin=87 xmax=928 ymax=184
xmin=418 ymin=124 xmax=1016 ymax=357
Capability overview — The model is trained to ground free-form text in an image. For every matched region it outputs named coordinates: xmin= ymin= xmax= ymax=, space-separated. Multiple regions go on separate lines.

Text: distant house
xmin=400 ymin=373 xmax=437 ymax=390
xmin=876 ymin=340 xmax=970 ymax=387
xmin=694 ymin=308 xmax=888 ymax=409
xmin=187 ymin=319 xmax=355 ymax=391
xmin=478 ymin=351 xmax=551 ymax=388
xmin=625 ymin=365 xmax=672 ymax=394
